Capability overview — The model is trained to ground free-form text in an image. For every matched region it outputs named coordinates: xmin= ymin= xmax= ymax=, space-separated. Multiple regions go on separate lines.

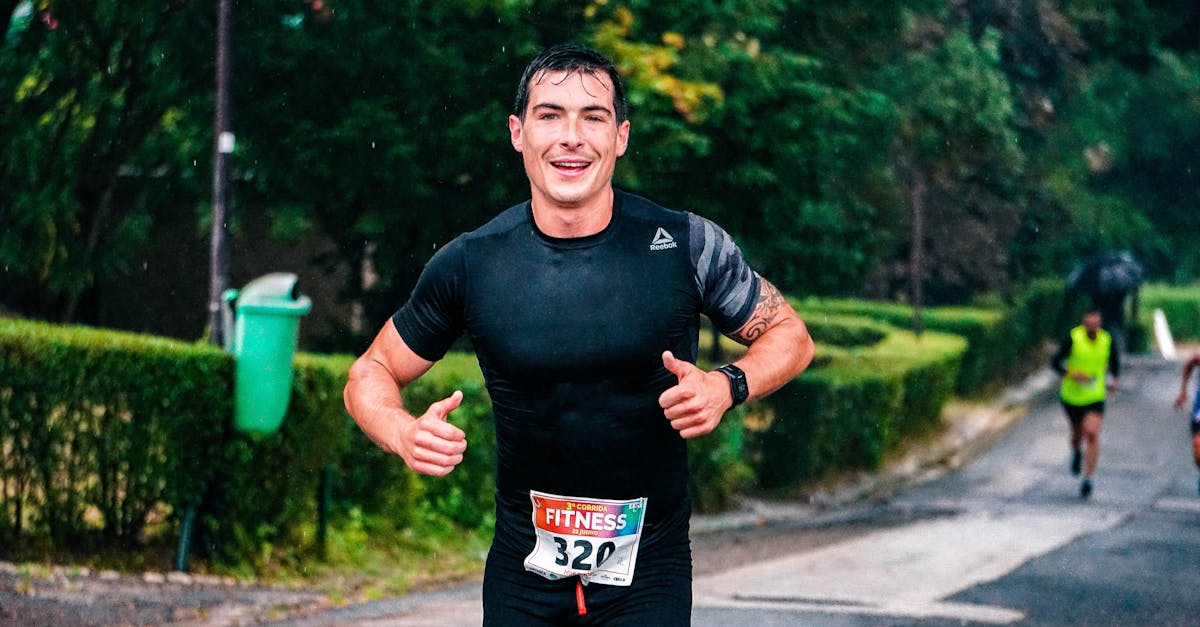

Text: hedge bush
xmin=2 ymin=280 xmax=1065 ymax=570
xmin=751 ymin=327 xmax=967 ymax=490
xmin=0 ymin=318 xmax=497 ymax=570
xmin=0 ymin=319 xmax=229 ymax=553
xmin=795 ymin=278 xmax=1068 ymax=395
xmin=1139 ymin=283 xmax=1200 ymax=343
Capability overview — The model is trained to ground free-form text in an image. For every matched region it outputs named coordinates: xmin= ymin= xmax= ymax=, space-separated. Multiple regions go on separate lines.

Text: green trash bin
xmin=223 ymin=273 xmax=312 ymax=436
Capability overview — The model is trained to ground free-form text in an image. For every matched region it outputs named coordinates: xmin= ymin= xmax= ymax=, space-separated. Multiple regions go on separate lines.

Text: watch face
xmin=720 ymin=365 xmax=748 ymax=405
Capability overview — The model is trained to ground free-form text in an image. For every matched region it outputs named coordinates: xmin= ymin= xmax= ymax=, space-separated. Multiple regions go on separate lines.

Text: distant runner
xmin=1172 ymin=351 xmax=1200 ymax=495
xmin=1051 ymin=310 xmax=1120 ymax=499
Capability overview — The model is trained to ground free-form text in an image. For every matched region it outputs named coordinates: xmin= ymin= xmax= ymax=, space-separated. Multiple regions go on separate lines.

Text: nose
xmin=560 ymin=115 xmax=583 ymax=148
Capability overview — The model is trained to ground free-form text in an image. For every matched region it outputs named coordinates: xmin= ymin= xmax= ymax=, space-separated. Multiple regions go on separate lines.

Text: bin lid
xmin=235 ymin=272 xmax=312 ymax=314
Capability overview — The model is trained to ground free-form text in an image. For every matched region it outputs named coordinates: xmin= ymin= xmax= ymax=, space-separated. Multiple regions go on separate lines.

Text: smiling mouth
xmin=551 ymin=160 xmax=591 ymax=173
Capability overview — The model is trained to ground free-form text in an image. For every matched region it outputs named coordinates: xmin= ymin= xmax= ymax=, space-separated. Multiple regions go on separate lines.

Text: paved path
xmin=691 ymin=353 xmax=1200 ymax=624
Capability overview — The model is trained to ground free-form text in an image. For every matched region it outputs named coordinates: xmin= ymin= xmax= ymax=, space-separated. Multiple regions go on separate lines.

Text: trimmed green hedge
xmin=752 ymin=327 xmax=967 ymax=489
xmin=794 ymin=278 xmax=1068 ymax=395
xmin=0 ymin=320 xmax=229 ymax=550
xmin=0 ymin=318 xmax=497 ymax=568
xmin=1140 ymin=283 xmax=1200 ymax=343
xmin=799 ymin=313 xmax=890 ymax=348
xmin=1 ymin=280 xmax=1066 ymax=570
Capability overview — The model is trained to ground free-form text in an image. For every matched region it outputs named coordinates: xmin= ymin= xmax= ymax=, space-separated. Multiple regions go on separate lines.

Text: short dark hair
xmin=513 ymin=43 xmax=628 ymax=123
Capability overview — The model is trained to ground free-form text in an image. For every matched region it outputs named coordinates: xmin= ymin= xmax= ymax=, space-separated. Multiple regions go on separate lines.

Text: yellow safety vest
xmin=1060 ymin=325 xmax=1112 ymax=406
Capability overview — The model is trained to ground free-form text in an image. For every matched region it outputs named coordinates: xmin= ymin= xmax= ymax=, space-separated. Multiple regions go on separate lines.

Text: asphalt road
xmin=690 ymin=353 xmax=1200 ymax=626
xmin=273 ymin=353 xmax=1200 ymax=626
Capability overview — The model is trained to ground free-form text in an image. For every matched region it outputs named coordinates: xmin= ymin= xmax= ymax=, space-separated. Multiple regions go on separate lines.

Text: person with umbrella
xmin=1051 ymin=309 xmax=1120 ymax=498
xmin=1066 ymin=250 xmax=1145 ymax=354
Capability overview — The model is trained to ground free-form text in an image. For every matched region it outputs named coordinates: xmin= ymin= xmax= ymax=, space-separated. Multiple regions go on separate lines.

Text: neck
xmin=530 ymin=188 xmax=615 ymax=238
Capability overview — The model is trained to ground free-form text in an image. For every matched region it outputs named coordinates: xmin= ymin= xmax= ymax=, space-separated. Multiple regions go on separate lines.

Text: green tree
xmin=588 ymin=1 xmax=902 ymax=296
xmin=877 ymin=23 xmax=1025 ymax=303
xmin=231 ymin=1 xmax=540 ymax=346
xmin=0 ymin=1 xmax=213 ymax=321
xmin=1043 ymin=52 xmax=1200 ymax=281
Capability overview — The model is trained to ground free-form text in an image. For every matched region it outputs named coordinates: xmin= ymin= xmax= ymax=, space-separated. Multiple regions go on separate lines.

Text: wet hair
xmin=513 ymin=43 xmax=628 ymax=123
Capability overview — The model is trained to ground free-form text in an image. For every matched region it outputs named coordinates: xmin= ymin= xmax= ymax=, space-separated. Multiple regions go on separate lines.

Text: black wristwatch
xmin=715 ymin=364 xmax=749 ymax=407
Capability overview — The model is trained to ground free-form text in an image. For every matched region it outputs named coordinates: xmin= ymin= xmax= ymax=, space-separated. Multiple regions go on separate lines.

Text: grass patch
xmin=207 ymin=508 xmax=494 ymax=601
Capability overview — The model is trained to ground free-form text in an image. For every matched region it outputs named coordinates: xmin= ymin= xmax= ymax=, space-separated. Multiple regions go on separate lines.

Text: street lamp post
xmin=208 ymin=0 xmax=233 ymax=348
xmin=183 ymin=0 xmax=234 ymax=574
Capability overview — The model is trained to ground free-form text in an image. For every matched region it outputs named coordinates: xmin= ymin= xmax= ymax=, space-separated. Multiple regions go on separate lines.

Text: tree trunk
xmin=901 ymin=161 xmax=928 ymax=337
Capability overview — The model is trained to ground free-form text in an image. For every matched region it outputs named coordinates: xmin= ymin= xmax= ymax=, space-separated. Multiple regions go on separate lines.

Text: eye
xmin=538 ymin=112 xmax=559 ymax=121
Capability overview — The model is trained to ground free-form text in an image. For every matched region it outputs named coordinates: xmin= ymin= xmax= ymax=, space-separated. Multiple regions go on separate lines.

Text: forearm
xmin=1050 ymin=339 xmax=1070 ymax=375
xmin=1183 ymin=361 xmax=1199 ymax=396
xmin=730 ymin=317 xmax=813 ymax=402
xmin=344 ymin=357 xmax=418 ymax=455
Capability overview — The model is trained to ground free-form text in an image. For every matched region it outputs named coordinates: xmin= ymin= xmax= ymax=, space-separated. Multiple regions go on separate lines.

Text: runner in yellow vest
xmin=1051 ymin=310 xmax=1120 ymax=498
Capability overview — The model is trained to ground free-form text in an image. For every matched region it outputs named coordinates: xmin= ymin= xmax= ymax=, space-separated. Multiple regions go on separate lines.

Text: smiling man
xmin=344 ymin=43 xmax=813 ymax=625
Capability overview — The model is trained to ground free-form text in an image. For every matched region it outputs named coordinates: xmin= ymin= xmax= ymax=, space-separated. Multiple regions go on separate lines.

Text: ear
xmin=509 ymin=114 xmax=524 ymax=153
xmin=615 ymin=119 xmax=630 ymax=158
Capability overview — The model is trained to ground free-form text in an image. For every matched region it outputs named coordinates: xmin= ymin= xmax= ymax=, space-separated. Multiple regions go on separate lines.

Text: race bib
xmin=523 ymin=491 xmax=647 ymax=586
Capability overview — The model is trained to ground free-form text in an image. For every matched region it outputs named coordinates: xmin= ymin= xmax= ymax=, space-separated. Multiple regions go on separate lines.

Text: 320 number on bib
xmin=553 ymin=536 xmax=617 ymax=570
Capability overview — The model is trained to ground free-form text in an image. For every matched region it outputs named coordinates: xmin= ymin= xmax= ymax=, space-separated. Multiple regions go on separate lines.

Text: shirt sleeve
xmin=390 ymin=236 xmax=467 ymax=362
xmin=1050 ymin=335 xmax=1072 ymax=375
xmin=688 ymin=213 xmax=761 ymax=334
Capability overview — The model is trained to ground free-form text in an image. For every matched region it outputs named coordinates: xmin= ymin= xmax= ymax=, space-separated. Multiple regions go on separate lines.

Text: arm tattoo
xmin=733 ymin=279 xmax=785 ymax=343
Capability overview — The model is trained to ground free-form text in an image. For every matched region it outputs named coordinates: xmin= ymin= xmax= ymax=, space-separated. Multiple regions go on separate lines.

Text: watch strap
xmin=715 ymin=363 xmax=749 ymax=407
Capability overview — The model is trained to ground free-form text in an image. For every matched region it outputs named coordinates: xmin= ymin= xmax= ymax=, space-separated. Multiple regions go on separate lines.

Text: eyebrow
xmin=531 ymin=102 xmax=613 ymax=116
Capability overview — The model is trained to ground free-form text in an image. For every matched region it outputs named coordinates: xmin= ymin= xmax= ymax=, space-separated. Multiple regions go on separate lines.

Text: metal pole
xmin=208 ymin=0 xmax=234 ymax=347
xmin=180 ymin=0 xmax=234 ymax=573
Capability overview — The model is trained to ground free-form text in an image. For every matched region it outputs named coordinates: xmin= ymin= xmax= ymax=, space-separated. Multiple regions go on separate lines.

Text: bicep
xmin=359 ymin=319 xmax=437 ymax=387
xmin=726 ymin=278 xmax=801 ymax=346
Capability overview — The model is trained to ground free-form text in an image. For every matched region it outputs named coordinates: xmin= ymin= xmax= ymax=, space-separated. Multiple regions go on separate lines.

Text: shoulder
xmin=419 ymin=203 xmax=529 ymax=272
xmin=462 ymin=201 xmax=530 ymax=241
xmin=615 ymin=189 xmax=690 ymax=228
xmin=611 ymin=189 xmax=739 ymax=253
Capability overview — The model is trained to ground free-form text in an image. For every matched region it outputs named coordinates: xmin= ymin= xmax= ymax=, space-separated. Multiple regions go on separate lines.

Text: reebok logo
xmin=650 ymin=227 xmax=678 ymax=251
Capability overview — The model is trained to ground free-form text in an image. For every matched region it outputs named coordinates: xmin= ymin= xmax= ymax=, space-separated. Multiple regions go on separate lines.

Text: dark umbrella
xmin=1066 ymin=250 xmax=1145 ymax=298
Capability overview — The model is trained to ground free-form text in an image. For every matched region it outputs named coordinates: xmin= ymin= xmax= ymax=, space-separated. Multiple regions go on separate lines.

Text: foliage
xmin=876 ymin=22 xmax=1026 ymax=301
xmin=799 ymin=313 xmax=890 ymax=348
xmin=0 ymin=319 xmax=229 ymax=552
xmin=0 ymin=319 xmax=495 ymax=575
xmin=1044 ymin=51 xmax=1200 ymax=282
xmin=1 ymin=281 xmax=1068 ymax=581
xmin=753 ymin=327 xmax=967 ymax=490
xmin=4 ymin=1 xmax=1200 ymax=344
xmin=796 ymin=278 xmax=1068 ymax=395
xmin=1139 ymin=283 xmax=1200 ymax=343
xmin=0 ymin=0 xmax=214 ymax=321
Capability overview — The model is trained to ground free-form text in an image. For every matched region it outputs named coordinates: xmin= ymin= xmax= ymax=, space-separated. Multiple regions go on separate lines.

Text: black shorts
xmin=1062 ymin=401 xmax=1105 ymax=425
xmin=483 ymin=494 xmax=692 ymax=626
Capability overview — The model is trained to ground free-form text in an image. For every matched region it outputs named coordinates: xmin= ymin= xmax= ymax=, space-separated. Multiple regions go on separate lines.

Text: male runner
xmin=343 ymin=43 xmax=814 ymax=625
xmin=1051 ymin=310 xmax=1119 ymax=499
xmin=1172 ymin=351 xmax=1200 ymax=495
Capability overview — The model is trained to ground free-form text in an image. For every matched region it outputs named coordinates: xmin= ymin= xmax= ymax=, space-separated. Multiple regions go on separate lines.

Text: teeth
xmin=553 ymin=162 xmax=588 ymax=169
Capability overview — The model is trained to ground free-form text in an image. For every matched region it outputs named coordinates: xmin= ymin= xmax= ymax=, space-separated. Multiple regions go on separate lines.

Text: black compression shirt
xmin=393 ymin=189 xmax=760 ymax=540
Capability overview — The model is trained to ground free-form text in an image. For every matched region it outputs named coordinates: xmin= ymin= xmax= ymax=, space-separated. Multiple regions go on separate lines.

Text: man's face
xmin=1083 ymin=312 xmax=1102 ymax=334
xmin=508 ymin=69 xmax=630 ymax=211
